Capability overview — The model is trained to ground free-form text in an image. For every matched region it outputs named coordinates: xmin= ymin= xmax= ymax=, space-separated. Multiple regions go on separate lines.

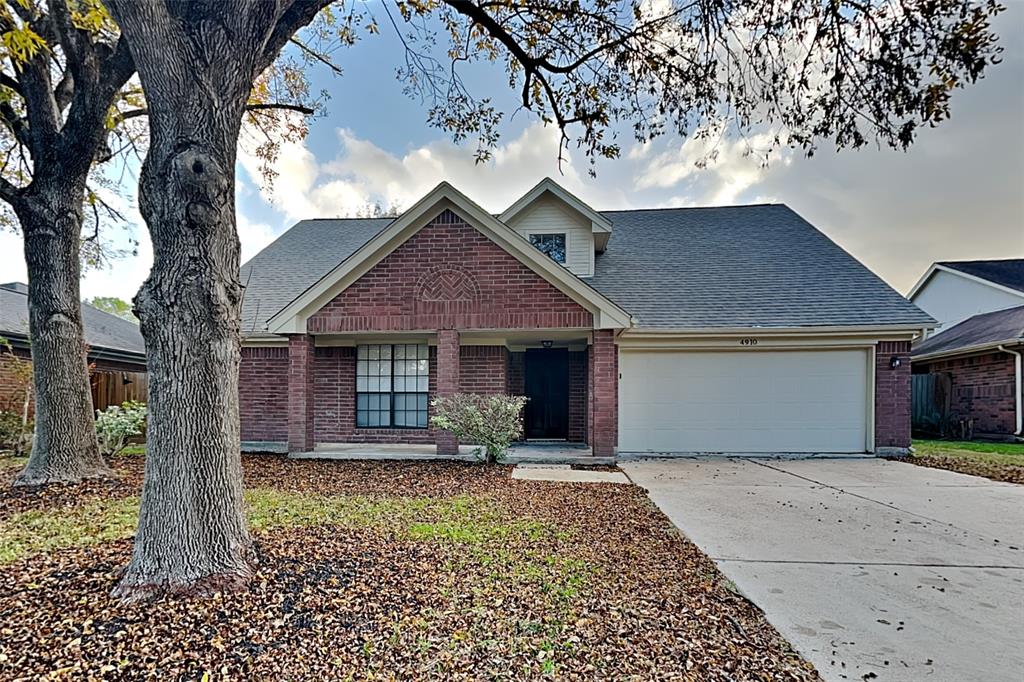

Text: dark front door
xmin=524 ymin=348 xmax=569 ymax=439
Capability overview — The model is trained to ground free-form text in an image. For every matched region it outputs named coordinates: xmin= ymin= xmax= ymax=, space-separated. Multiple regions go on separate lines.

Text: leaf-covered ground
xmin=0 ymin=455 xmax=819 ymax=680
xmin=899 ymin=440 xmax=1024 ymax=485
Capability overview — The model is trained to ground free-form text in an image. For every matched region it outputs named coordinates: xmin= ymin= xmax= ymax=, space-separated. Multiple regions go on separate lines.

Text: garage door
xmin=618 ymin=349 xmax=869 ymax=453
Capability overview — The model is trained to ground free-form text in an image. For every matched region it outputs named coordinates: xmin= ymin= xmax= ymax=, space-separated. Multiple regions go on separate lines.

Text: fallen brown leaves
xmin=901 ymin=455 xmax=1024 ymax=485
xmin=0 ymin=456 xmax=819 ymax=680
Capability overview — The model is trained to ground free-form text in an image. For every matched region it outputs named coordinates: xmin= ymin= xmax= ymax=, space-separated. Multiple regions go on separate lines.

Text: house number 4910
xmin=739 ymin=338 xmax=758 ymax=346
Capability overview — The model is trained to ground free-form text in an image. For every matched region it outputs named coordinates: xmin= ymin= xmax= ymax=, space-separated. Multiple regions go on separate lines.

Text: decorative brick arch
xmin=414 ymin=264 xmax=481 ymax=305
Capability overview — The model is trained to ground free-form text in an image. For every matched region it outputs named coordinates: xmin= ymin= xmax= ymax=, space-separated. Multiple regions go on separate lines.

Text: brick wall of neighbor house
xmin=923 ymin=351 xmax=1019 ymax=435
xmin=459 ymin=346 xmax=508 ymax=394
xmin=308 ymin=209 xmax=593 ymax=333
xmin=875 ymin=340 xmax=912 ymax=449
xmin=0 ymin=350 xmax=32 ymax=414
xmin=239 ymin=346 xmax=289 ymax=443
xmin=568 ymin=350 xmax=587 ymax=442
xmin=313 ymin=345 xmax=438 ymax=445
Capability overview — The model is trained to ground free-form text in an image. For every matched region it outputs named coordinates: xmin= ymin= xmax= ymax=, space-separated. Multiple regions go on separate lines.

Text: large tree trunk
xmin=110 ymin=32 xmax=254 ymax=602
xmin=107 ymin=0 xmax=330 ymax=601
xmin=13 ymin=184 xmax=110 ymax=486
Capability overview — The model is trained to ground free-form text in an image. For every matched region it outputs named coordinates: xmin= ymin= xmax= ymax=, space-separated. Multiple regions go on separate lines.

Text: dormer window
xmin=530 ymin=233 xmax=566 ymax=264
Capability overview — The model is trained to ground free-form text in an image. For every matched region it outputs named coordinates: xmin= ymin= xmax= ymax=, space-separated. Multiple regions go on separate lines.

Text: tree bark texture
xmin=13 ymin=181 xmax=110 ymax=486
xmin=106 ymin=0 xmax=306 ymax=600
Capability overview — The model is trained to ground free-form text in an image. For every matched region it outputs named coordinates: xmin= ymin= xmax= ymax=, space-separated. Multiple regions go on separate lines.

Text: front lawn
xmin=0 ymin=455 xmax=818 ymax=680
xmin=909 ymin=439 xmax=1024 ymax=484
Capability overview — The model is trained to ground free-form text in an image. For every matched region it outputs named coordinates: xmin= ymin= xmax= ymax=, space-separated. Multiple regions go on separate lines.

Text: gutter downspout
xmin=998 ymin=345 xmax=1023 ymax=436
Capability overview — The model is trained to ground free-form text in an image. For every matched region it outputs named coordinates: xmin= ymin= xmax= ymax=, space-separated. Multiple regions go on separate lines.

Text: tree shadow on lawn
xmin=0 ymin=455 xmax=820 ymax=680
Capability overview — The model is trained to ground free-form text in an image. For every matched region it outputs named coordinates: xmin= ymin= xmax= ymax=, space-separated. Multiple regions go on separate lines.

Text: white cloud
xmin=238 ymin=122 xmax=636 ymax=218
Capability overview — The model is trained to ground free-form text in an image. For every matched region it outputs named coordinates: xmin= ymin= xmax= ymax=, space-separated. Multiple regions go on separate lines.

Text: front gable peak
xmin=265 ymin=181 xmax=631 ymax=334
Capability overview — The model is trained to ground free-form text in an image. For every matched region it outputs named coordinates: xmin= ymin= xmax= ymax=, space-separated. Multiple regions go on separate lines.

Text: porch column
xmin=590 ymin=329 xmax=618 ymax=457
xmin=435 ymin=329 xmax=460 ymax=455
xmin=287 ymin=334 xmax=315 ymax=453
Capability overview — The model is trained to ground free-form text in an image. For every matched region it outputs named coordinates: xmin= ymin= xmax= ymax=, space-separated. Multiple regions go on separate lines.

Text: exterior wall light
xmin=889 ymin=356 xmax=902 ymax=369
xmin=541 ymin=340 xmax=553 ymax=349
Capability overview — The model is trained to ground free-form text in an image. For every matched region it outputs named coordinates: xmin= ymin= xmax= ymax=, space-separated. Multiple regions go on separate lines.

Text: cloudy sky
xmin=0 ymin=5 xmax=1021 ymax=300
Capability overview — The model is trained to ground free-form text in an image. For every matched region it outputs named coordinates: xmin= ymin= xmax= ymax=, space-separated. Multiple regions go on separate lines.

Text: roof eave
xmin=623 ymin=323 xmax=933 ymax=337
xmin=913 ymin=337 xmax=1024 ymax=362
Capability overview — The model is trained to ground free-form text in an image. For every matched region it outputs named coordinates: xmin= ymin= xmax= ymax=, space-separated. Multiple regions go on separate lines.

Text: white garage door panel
xmin=619 ymin=350 xmax=869 ymax=453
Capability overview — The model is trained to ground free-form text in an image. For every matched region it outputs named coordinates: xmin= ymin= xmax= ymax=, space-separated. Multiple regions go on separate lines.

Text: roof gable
xmin=908 ymin=261 xmax=1024 ymax=302
xmin=500 ymin=177 xmax=613 ymax=252
xmin=265 ymin=182 xmax=631 ymax=334
xmin=306 ymin=210 xmax=594 ymax=333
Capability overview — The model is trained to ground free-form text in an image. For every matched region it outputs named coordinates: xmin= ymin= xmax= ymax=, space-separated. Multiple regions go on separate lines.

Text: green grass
xmin=0 ymin=489 xmax=566 ymax=564
xmin=0 ymin=456 xmax=27 ymax=470
xmin=913 ymin=439 xmax=1024 ymax=466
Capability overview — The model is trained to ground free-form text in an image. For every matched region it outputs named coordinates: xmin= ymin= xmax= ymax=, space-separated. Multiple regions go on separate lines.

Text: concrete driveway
xmin=622 ymin=457 xmax=1024 ymax=682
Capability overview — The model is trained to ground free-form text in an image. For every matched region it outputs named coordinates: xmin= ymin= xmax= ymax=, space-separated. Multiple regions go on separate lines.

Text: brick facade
xmin=589 ymin=330 xmax=618 ymax=456
xmin=460 ymin=346 xmax=507 ymax=395
xmin=875 ymin=340 xmax=912 ymax=450
xmin=308 ymin=210 xmax=592 ymax=333
xmin=568 ymin=350 xmax=588 ymax=443
xmin=287 ymin=335 xmax=316 ymax=452
xmin=239 ymin=346 xmax=289 ymax=443
xmin=920 ymin=351 xmax=1020 ymax=435
xmin=435 ymin=330 xmax=460 ymax=455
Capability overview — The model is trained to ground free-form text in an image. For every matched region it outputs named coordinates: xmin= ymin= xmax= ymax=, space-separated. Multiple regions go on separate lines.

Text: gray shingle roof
xmin=912 ymin=305 xmax=1024 ymax=358
xmin=239 ymin=204 xmax=933 ymax=334
xmin=240 ymin=218 xmax=392 ymax=333
xmin=590 ymin=205 xmax=933 ymax=329
xmin=0 ymin=283 xmax=145 ymax=358
xmin=939 ymin=259 xmax=1024 ymax=294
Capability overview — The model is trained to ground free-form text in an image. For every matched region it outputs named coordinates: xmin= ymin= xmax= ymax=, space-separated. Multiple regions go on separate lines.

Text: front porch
xmin=289 ymin=440 xmax=608 ymax=465
xmin=265 ymin=328 xmax=618 ymax=458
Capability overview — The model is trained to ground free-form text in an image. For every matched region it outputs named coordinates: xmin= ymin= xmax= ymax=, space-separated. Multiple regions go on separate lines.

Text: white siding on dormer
xmin=507 ymin=194 xmax=594 ymax=277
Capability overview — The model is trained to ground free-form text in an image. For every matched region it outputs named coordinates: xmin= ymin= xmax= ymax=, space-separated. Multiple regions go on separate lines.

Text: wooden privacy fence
xmin=911 ymin=373 xmax=952 ymax=436
xmin=91 ymin=370 xmax=148 ymax=412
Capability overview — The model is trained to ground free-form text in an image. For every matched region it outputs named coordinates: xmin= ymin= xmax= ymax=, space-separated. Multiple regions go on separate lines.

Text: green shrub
xmin=95 ymin=400 xmax=147 ymax=457
xmin=0 ymin=410 xmax=32 ymax=457
xmin=430 ymin=393 xmax=527 ymax=463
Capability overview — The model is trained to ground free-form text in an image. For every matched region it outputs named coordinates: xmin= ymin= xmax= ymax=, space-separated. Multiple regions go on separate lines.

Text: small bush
xmin=0 ymin=410 xmax=32 ymax=457
xmin=95 ymin=400 xmax=147 ymax=457
xmin=430 ymin=393 xmax=527 ymax=463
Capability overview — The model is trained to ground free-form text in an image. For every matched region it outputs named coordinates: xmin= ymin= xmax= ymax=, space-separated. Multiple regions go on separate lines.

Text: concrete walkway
xmin=622 ymin=457 xmax=1024 ymax=682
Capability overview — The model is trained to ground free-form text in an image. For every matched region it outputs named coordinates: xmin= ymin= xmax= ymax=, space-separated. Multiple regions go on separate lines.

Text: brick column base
xmin=287 ymin=334 xmax=315 ymax=453
xmin=435 ymin=330 xmax=460 ymax=455
xmin=590 ymin=330 xmax=618 ymax=457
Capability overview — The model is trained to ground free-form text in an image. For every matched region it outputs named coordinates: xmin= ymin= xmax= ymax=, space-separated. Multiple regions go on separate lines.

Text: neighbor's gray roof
xmin=239 ymin=204 xmax=934 ymax=333
xmin=912 ymin=305 xmax=1024 ymax=358
xmin=590 ymin=205 xmax=933 ymax=328
xmin=0 ymin=282 xmax=146 ymax=358
xmin=939 ymin=259 xmax=1024 ymax=294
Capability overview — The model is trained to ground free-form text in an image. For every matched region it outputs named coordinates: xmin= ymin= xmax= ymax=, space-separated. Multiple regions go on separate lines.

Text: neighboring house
xmin=0 ymin=282 xmax=147 ymax=414
xmin=911 ymin=305 xmax=1024 ymax=438
xmin=908 ymin=259 xmax=1024 ymax=335
xmin=238 ymin=178 xmax=933 ymax=457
